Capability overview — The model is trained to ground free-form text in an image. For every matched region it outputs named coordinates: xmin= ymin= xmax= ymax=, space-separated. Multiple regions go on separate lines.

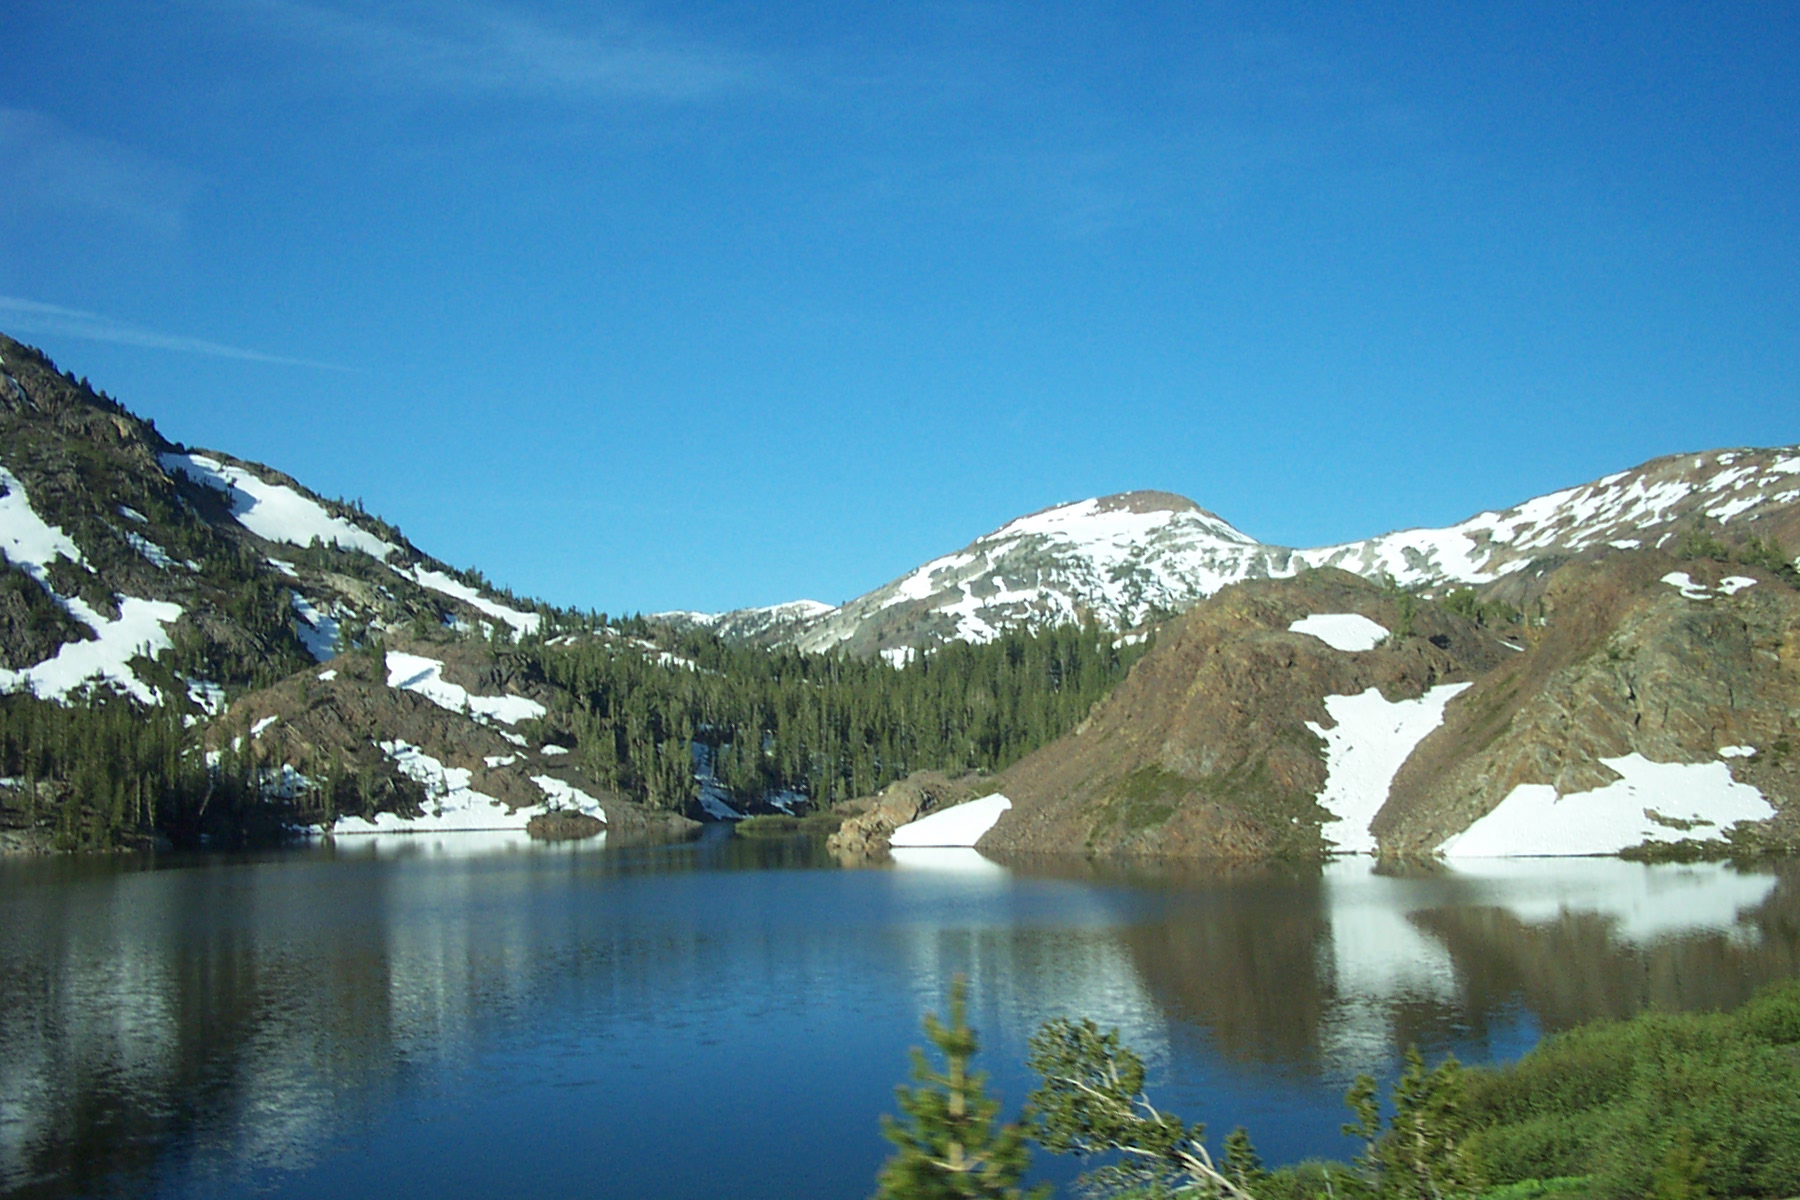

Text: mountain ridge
xmin=3 ymin=330 xmax=1796 ymax=860
xmin=689 ymin=450 xmax=1798 ymax=658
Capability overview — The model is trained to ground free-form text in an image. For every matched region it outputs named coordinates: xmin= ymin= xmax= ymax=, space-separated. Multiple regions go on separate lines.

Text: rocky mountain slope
xmin=693 ymin=451 xmax=1799 ymax=659
xmin=976 ymin=569 xmax=1514 ymax=858
xmin=3 ymin=330 xmax=1794 ymax=860
xmin=0 ymin=333 xmax=695 ymax=846
xmin=961 ymin=553 xmax=1795 ymax=860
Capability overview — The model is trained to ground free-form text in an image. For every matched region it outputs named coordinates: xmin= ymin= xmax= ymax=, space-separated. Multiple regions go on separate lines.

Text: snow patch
xmin=484 ymin=754 xmax=519 ymax=768
xmin=384 ymin=651 xmax=546 ymax=725
xmin=890 ymin=793 xmax=1012 ymax=847
xmin=291 ymin=594 xmax=339 ymax=661
xmin=407 ymin=567 xmax=540 ymax=637
xmin=528 ymin=775 xmax=607 ymax=824
xmin=539 ymin=744 xmax=569 ymax=756
xmin=161 ymin=453 xmax=399 ymax=559
xmin=1289 ymin=613 xmax=1389 ymax=652
xmin=1440 ymin=754 xmax=1775 ymax=857
xmin=332 ymin=742 xmax=548 ymax=834
xmin=1309 ymin=683 xmax=1471 ymax=854
xmin=316 ymin=669 xmax=337 ymax=682
xmin=1660 ymin=571 xmax=1712 ymax=600
xmin=0 ymin=595 xmax=183 ymax=705
xmin=117 ymin=505 xmax=148 ymax=523
xmin=881 ymin=645 xmax=917 ymax=668
xmin=0 ymin=465 xmax=84 ymax=576
xmin=1717 ymin=576 xmax=1757 ymax=595
xmin=250 ymin=715 xmax=279 ymax=738
xmin=1717 ymin=745 xmax=1755 ymax=759
xmin=124 ymin=531 xmax=176 ymax=569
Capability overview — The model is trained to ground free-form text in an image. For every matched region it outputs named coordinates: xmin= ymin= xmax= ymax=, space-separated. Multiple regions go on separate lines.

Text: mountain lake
xmin=0 ymin=831 xmax=1792 ymax=1199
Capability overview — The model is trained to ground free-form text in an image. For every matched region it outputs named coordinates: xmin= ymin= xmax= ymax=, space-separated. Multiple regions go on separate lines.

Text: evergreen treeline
xmin=0 ymin=690 xmax=408 ymax=850
xmin=516 ymin=619 xmax=1150 ymax=811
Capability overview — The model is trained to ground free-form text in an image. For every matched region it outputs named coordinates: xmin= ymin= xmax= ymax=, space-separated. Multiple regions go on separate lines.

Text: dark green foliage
xmin=1025 ymin=1016 xmax=1255 ymax=1198
xmin=1677 ymin=521 xmax=1734 ymax=563
xmin=1648 ymin=1129 xmax=1708 ymax=1200
xmin=1728 ymin=535 xmax=1800 ymax=583
xmin=1441 ymin=588 xmax=1522 ymax=628
xmin=1676 ymin=521 xmax=1799 ymax=584
xmin=1459 ymin=980 xmax=1798 ymax=1199
xmin=0 ymin=690 xmax=338 ymax=849
xmin=1019 ymin=984 xmax=1797 ymax=1200
xmin=1223 ymin=1127 xmax=1269 ymax=1194
xmin=1361 ymin=1048 xmax=1479 ymax=1199
xmin=517 ymin=619 xmax=1145 ymax=814
xmin=875 ymin=979 xmax=1044 ymax=1200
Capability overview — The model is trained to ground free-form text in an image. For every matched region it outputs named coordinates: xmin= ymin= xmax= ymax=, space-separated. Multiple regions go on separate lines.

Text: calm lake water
xmin=0 ymin=831 xmax=1792 ymax=1199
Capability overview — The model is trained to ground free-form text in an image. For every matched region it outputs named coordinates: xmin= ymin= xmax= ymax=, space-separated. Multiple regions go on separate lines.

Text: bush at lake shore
xmin=883 ymin=979 xmax=1799 ymax=1199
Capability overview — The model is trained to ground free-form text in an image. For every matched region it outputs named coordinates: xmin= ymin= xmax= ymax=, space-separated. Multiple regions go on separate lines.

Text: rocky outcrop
xmin=979 ymin=570 xmax=1510 ymax=858
xmin=1378 ymin=553 xmax=1799 ymax=854
xmin=213 ymin=636 xmax=701 ymax=839
xmin=970 ymin=554 xmax=1797 ymax=860
xmin=825 ymin=771 xmax=989 ymax=858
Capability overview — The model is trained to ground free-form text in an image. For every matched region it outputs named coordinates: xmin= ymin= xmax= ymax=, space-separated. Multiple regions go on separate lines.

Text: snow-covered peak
xmin=986 ymin=491 xmax=1253 ymax=547
xmin=773 ymin=446 xmax=1798 ymax=657
xmin=652 ymin=598 xmax=836 ymax=644
xmin=794 ymin=489 xmax=1280 ymax=653
xmin=1299 ymin=447 xmax=1800 ymax=587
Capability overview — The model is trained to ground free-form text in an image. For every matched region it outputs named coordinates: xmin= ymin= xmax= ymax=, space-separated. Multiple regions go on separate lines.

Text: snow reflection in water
xmin=0 ymin=844 xmax=1787 ymax=1199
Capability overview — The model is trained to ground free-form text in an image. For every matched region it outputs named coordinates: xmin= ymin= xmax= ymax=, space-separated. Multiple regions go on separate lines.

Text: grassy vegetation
xmin=733 ymin=811 xmax=846 ymax=837
xmin=1009 ymin=980 xmax=1798 ymax=1199
xmin=1106 ymin=764 xmax=1183 ymax=833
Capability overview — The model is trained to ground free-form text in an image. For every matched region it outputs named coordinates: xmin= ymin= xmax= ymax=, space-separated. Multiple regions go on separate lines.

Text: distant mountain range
xmin=675 ymin=452 xmax=1799 ymax=658
xmin=2 ymin=330 xmax=1795 ymax=858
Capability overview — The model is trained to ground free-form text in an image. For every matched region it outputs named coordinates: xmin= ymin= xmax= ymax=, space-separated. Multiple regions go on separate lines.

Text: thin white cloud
xmin=0 ymin=109 xmax=199 ymax=237
xmin=228 ymin=0 xmax=766 ymax=102
xmin=0 ymin=297 xmax=349 ymax=371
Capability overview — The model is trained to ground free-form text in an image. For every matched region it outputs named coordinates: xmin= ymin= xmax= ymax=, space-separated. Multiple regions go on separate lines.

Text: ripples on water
xmin=0 ymin=832 xmax=1791 ymax=1199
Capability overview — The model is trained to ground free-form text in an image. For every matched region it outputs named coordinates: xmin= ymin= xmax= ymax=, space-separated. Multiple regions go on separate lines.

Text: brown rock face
xmin=826 ymin=771 xmax=988 ymax=859
xmin=1379 ymin=553 xmax=1800 ymax=854
xmin=980 ymin=569 xmax=1510 ymax=858
xmin=528 ymin=811 xmax=605 ymax=841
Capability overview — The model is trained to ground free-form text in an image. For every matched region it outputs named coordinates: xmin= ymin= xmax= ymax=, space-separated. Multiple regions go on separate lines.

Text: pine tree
xmin=875 ymin=978 xmax=1043 ymax=1200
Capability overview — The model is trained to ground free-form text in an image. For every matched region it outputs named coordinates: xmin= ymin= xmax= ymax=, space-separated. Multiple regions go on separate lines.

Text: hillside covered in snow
xmin=680 ymin=451 xmax=1799 ymax=659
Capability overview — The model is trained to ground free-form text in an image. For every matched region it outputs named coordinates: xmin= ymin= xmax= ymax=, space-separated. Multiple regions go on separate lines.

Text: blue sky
xmin=2 ymin=2 xmax=1794 ymax=614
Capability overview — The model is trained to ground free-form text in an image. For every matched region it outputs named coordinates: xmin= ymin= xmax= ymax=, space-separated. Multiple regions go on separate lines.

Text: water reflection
xmin=0 ymin=845 xmax=1789 ymax=1199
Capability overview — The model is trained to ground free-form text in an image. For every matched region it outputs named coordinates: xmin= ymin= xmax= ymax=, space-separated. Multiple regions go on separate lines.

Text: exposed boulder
xmin=826 ymin=771 xmax=989 ymax=859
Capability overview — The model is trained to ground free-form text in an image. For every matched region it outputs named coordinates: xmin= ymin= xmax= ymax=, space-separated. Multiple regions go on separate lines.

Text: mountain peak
xmin=1093 ymin=490 xmax=1203 ymax=515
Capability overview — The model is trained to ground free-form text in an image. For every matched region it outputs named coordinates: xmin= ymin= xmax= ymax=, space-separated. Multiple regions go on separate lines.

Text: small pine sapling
xmin=874 ymin=977 xmax=1044 ymax=1200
